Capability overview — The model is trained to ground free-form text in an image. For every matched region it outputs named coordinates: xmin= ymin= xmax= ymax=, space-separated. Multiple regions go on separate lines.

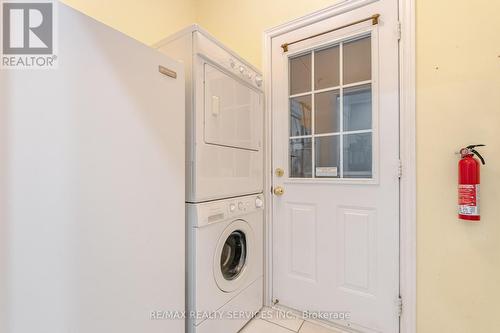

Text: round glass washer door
xmin=214 ymin=219 xmax=254 ymax=292
xmin=220 ymin=230 xmax=246 ymax=280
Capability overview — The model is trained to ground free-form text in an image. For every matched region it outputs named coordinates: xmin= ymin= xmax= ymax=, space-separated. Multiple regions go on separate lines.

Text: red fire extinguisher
xmin=458 ymin=144 xmax=485 ymax=221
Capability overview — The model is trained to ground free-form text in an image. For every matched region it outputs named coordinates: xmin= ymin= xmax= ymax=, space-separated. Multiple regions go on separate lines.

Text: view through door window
xmin=288 ymin=35 xmax=373 ymax=179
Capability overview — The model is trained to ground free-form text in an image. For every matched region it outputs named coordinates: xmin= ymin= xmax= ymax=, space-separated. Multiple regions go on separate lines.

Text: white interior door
xmin=271 ymin=2 xmax=400 ymax=332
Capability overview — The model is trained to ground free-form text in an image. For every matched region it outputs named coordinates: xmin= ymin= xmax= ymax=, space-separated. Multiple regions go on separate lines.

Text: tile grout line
xmin=301 ymin=319 xmax=351 ymax=333
xmin=260 ymin=317 xmax=303 ymax=333
xmin=297 ymin=319 xmax=305 ymax=332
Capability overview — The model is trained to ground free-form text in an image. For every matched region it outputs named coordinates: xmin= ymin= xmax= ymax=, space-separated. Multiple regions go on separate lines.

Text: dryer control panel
xmin=194 ymin=31 xmax=263 ymax=90
xmin=228 ymin=58 xmax=263 ymax=88
xmin=188 ymin=194 xmax=264 ymax=228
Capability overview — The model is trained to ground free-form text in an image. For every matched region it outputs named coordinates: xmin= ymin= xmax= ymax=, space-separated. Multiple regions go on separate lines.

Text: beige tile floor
xmin=240 ymin=307 xmax=347 ymax=333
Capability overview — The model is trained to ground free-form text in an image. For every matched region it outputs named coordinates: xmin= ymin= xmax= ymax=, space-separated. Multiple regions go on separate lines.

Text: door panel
xmin=271 ymin=1 xmax=399 ymax=332
xmin=337 ymin=207 xmax=376 ymax=295
xmin=288 ymin=203 xmax=317 ymax=281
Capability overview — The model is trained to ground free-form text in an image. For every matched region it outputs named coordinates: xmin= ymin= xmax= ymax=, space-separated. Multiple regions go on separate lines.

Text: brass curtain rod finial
xmin=281 ymin=43 xmax=289 ymax=52
xmin=372 ymin=14 xmax=380 ymax=25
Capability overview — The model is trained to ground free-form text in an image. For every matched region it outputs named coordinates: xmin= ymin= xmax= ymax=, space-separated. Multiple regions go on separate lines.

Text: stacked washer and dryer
xmin=156 ymin=25 xmax=265 ymax=333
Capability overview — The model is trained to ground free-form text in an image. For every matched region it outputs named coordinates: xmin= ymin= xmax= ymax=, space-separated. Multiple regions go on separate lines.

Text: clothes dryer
xmin=156 ymin=26 xmax=264 ymax=203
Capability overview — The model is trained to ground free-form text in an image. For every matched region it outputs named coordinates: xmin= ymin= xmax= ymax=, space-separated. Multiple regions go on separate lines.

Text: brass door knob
xmin=273 ymin=186 xmax=284 ymax=196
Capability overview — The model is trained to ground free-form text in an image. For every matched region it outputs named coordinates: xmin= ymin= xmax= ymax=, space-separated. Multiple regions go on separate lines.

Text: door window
xmin=288 ymin=35 xmax=374 ymax=179
xmin=290 ymin=138 xmax=312 ymax=178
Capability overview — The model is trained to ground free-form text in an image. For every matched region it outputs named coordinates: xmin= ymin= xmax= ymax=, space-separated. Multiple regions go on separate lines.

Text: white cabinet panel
xmin=0 ymin=3 xmax=185 ymax=333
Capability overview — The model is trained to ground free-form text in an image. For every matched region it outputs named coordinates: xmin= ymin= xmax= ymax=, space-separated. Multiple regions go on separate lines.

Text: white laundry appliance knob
xmin=255 ymin=197 xmax=264 ymax=208
xmin=255 ymin=76 xmax=263 ymax=87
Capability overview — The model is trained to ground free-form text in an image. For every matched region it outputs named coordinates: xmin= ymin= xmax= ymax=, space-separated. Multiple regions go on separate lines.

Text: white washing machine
xmin=186 ymin=194 xmax=264 ymax=333
xmin=155 ymin=25 xmax=264 ymax=203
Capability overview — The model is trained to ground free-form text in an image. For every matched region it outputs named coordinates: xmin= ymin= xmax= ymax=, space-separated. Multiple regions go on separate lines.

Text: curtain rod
xmin=281 ymin=14 xmax=380 ymax=52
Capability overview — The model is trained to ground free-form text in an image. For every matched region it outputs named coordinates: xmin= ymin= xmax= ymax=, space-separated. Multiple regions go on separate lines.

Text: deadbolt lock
xmin=275 ymin=168 xmax=284 ymax=177
xmin=273 ymin=186 xmax=284 ymax=196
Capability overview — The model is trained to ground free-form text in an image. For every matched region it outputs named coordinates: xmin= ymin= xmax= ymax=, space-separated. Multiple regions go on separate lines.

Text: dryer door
xmin=214 ymin=220 xmax=254 ymax=292
xmin=204 ymin=63 xmax=262 ymax=151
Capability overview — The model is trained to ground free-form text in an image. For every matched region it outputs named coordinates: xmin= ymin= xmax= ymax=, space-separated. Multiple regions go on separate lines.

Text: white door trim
xmin=261 ymin=0 xmax=416 ymax=332
xmin=397 ymin=0 xmax=416 ymax=332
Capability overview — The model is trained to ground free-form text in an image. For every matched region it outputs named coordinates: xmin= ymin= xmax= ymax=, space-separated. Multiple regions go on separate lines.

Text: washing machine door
xmin=214 ymin=219 xmax=254 ymax=292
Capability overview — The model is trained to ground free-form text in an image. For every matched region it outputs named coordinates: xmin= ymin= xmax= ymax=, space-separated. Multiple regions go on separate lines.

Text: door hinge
xmin=397 ymin=21 xmax=402 ymax=41
xmin=397 ymin=296 xmax=403 ymax=316
xmin=398 ymin=160 xmax=403 ymax=178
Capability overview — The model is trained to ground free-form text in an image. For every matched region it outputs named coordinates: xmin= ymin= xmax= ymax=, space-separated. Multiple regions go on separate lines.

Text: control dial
xmin=255 ymin=76 xmax=263 ymax=87
xmin=255 ymin=197 xmax=264 ymax=208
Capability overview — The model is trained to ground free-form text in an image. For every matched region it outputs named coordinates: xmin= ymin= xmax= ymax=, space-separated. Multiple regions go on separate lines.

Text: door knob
xmin=273 ymin=186 xmax=284 ymax=196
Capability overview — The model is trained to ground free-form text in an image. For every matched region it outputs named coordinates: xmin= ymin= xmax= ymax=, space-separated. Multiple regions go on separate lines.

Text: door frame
xmin=261 ymin=0 xmax=416 ymax=332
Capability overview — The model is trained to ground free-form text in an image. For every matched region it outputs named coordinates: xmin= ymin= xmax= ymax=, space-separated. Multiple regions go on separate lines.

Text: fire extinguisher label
xmin=458 ymin=184 xmax=480 ymax=216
